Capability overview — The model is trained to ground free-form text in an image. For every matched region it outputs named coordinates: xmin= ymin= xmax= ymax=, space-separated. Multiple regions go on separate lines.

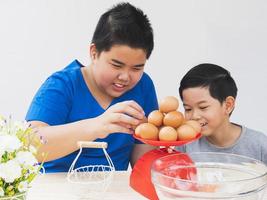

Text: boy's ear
xmin=224 ymin=96 xmax=235 ymax=115
xmin=89 ymin=43 xmax=98 ymax=60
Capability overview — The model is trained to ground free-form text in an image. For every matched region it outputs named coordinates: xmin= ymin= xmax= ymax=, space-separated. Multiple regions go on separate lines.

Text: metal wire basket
xmin=67 ymin=141 xmax=115 ymax=200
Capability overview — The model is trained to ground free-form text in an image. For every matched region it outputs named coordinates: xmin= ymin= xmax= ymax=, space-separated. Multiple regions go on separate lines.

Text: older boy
xmin=26 ymin=2 xmax=157 ymax=172
xmin=176 ymin=63 xmax=267 ymax=165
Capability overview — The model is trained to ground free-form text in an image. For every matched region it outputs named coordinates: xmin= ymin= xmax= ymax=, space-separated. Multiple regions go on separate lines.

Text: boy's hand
xmin=96 ymin=100 xmax=146 ymax=138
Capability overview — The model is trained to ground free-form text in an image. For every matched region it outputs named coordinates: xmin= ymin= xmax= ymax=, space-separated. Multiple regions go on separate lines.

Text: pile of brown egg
xmin=135 ymin=96 xmax=201 ymax=141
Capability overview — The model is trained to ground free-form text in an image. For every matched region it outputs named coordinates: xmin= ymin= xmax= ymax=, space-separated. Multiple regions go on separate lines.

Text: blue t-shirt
xmin=26 ymin=60 xmax=158 ymax=172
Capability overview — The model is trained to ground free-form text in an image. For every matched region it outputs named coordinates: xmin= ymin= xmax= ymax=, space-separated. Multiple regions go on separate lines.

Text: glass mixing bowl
xmin=151 ymin=152 xmax=267 ymax=200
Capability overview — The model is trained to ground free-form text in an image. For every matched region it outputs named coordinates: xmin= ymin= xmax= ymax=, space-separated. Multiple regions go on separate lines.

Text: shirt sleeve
xmin=25 ymin=72 xmax=73 ymax=125
xmin=261 ymin=135 xmax=267 ymax=165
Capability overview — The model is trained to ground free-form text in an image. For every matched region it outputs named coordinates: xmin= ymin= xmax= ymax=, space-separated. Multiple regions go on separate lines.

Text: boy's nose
xmin=191 ymin=110 xmax=201 ymax=120
xmin=118 ymin=71 xmax=130 ymax=81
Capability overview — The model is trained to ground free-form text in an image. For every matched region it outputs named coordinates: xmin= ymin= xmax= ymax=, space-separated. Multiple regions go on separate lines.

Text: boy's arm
xmin=29 ymin=119 xmax=101 ymax=162
xmin=30 ymin=100 xmax=145 ymax=162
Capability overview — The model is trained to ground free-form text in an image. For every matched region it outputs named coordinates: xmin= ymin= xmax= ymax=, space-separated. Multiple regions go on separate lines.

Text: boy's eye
xmin=184 ymin=108 xmax=192 ymax=112
xmin=200 ymin=106 xmax=208 ymax=110
xmin=132 ymin=67 xmax=143 ymax=71
xmin=111 ymin=63 xmax=122 ymax=68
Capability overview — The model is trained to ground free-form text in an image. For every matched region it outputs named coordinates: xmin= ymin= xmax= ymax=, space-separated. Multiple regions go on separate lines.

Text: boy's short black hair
xmin=179 ymin=63 xmax=238 ymax=104
xmin=91 ymin=2 xmax=154 ymax=59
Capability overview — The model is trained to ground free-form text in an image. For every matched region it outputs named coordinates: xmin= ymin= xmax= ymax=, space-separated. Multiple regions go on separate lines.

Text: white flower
xmin=0 ymin=116 xmax=43 ymax=197
xmin=0 ymin=149 xmax=4 ymax=159
xmin=0 ymin=135 xmax=22 ymax=153
xmin=0 ymin=187 xmax=4 ymax=197
xmin=18 ymin=181 xmax=28 ymax=192
xmin=29 ymin=145 xmax=37 ymax=155
xmin=0 ymin=160 xmax=21 ymax=183
xmin=16 ymin=151 xmax=38 ymax=167
xmin=28 ymin=164 xmax=40 ymax=174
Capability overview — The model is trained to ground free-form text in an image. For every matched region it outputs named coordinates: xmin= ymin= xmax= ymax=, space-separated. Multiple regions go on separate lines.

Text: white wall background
xmin=0 ymin=0 xmax=266 ymax=134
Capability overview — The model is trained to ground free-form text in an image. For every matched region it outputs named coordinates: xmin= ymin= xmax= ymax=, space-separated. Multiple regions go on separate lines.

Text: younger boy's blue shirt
xmin=26 ymin=60 xmax=158 ymax=172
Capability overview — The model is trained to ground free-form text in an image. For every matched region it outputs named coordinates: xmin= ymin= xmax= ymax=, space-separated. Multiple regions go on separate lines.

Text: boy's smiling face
xmin=182 ymin=87 xmax=230 ymax=136
xmin=90 ymin=44 xmax=147 ymax=100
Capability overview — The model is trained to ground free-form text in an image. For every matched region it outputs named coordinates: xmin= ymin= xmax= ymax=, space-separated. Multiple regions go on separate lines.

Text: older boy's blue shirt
xmin=26 ymin=60 xmax=158 ymax=172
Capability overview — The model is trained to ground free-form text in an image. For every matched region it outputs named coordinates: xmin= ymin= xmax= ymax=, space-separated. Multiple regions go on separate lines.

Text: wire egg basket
xmin=67 ymin=141 xmax=115 ymax=200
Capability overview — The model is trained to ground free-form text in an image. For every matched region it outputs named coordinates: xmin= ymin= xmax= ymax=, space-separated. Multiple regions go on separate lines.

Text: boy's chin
xmin=107 ymin=90 xmax=125 ymax=98
xmin=201 ymin=130 xmax=212 ymax=137
xmin=111 ymin=92 xmax=125 ymax=98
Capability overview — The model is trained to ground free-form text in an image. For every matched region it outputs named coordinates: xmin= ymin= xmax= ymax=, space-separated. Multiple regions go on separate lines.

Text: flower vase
xmin=0 ymin=192 xmax=27 ymax=200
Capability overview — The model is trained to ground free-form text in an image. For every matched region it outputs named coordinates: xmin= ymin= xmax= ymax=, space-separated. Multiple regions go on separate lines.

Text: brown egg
xmin=159 ymin=96 xmax=179 ymax=113
xmin=163 ymin=111 xmax=184 ymax=128
xmin=177 ymin=124 xmax=197 ymax=140
xmin=185 ymin=120 xmax=201 ymax=133
xmin=135 ymin=123 xmax=159 ymax=140
xmin=159 ymin=126 xmax=178 ymax=141
xmin=148 ymin=110 xmax=164 ymax=127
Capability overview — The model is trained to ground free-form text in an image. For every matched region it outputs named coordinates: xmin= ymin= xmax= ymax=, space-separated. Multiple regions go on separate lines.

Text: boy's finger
xmin=110 ymin=113 xmax=140 ymax=126
xmin=110 ymin=100 xmax=145 ymax=116
xmin=125 ymin=100 xmax=145 ymax=114
xmin=108 ymin=123 xmax=133 ymax=135
xmin=109 ymin=102 xmax=145 ymax=120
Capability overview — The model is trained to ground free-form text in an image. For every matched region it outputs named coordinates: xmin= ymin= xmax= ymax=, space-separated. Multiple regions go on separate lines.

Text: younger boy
xmin=176 ymin=63 xmax=267 ymax=165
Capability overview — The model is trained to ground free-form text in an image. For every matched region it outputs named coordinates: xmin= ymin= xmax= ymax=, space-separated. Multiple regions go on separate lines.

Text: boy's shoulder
xmin=59 ymin=60 xmax=82 ymax=76
xmin=140 ymin=72 xmax=153 ymax=82
xmin=240 ymin=125 xmax=267 ymax=147
xmin=48 ymin=60 xmax=83 ymax=84
xmin=242 ymin=126 xmax=267 ymax=139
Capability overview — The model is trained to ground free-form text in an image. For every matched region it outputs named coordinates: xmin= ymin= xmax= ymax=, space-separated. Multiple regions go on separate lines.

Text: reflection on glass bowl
xmin=151 ymin=152 xmax=267 ymax=200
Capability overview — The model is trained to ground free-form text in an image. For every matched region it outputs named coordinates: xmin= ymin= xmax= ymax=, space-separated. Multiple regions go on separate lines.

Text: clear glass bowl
xmin=151 ymin=152 xmax=267 ymax=200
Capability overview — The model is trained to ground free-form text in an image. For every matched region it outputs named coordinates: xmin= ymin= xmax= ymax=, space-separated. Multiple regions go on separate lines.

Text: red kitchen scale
xmin=130 ymin=133 xmax=201 ymax=200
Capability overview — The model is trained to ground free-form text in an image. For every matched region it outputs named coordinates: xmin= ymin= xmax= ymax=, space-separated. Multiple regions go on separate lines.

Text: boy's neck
xmin=81 ymin=65 xmax=113 ymax=109
xmin=206 ymin=122 xmax=242 ymax=148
